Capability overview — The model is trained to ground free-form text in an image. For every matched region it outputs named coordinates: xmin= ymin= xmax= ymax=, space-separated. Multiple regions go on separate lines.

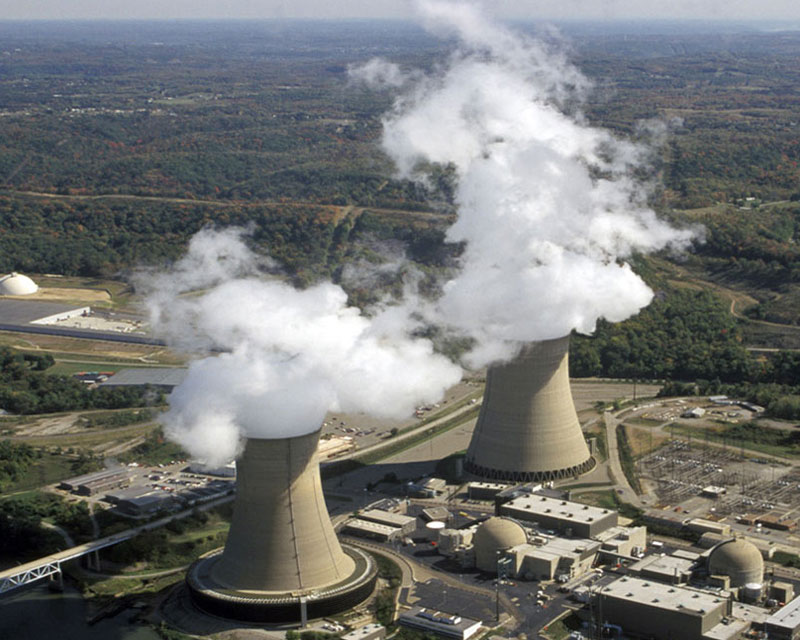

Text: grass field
xmin=667 ymin=422 xmax=800 ymax=459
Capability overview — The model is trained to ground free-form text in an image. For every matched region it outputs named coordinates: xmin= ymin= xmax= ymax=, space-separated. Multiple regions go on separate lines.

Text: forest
xmin=0 ymin=347 xmax=153 ymax=414
xmin=1 ymin=22 xmax=800 ymax=405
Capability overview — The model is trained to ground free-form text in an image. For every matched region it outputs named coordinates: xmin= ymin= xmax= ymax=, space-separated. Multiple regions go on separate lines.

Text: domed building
xmin=708 ymin=537 xmax=763 ymax=588
xmin=474 ymin=517 xmax=527 ymax=573
xmin=0 ymin=272 xmax=38 ymax=296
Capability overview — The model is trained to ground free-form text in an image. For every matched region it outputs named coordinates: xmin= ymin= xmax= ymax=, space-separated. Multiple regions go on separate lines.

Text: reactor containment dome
xmin=186 ymin=431 xmax=377 ymax=623
xmin=708 ymin=537 xmax=764 ymax=588
xmin=465 ymin=336 xmax=595 ymax=482
xmin=474 ymin=517 xmax=527 ymax=573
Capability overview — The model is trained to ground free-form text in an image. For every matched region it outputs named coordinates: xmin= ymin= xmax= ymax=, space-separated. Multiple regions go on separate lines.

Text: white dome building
xmin=0 ymin=272 xmax=38 ymax=296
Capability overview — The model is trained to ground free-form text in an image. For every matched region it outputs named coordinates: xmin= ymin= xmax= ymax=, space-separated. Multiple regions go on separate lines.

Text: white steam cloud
xmin=352 ymin=0 xmax=697 ymax=366
xmin=142 ymin=229 xmax=461 ymax=466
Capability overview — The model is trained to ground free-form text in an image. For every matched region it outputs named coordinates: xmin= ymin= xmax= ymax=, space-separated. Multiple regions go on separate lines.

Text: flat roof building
xmin=59 ymin=467 xmax=133 ymax=496
xmin=508 ymin=536 xmax=601 ymax=581
xmin=467 ymin=482 xmax=511 ymax=501
xmin=398 ymin=607 xmax=481 ymax=640
xmin=341 ymin=624 xmax=386 ymax=640
xmin=344 ymin=518 xmax=402 ymax=542
xmin=359 ymin=509 xmax=417 ymax=535
xmin=499 ymin=494 xmax=618 ymax=538
xmin=597 ymin=576 xmax=734 ymax=640
xmin=765 ymin=595 xmax=800 ymax=640
xmin=628 ymin=554 xmax=696 ymax=585
xmin=99 ymin=367 xmax=187 ymax=390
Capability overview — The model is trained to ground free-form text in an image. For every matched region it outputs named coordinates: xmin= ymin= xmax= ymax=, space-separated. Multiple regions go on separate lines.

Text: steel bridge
xmin=0 ymin=493 xmax=234 ymax=595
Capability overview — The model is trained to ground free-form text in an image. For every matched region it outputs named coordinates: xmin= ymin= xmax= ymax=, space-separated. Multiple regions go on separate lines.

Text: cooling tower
xmin=465 ymin=336 xmax=595 ymax=482
xmin=187 ymin=431 xmax=377 ymax=623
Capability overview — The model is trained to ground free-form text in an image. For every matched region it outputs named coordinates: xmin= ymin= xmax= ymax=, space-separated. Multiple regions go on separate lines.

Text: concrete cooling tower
xmin=187 ymin=431 xmax=377 ymax=623
xmin=465 ymin=336 xmax=595 ymax=482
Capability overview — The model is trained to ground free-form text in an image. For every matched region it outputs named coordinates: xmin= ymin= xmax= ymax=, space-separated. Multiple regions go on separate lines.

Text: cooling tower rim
xmin=241 ymin=428 xmax=322 ymax=443
xmin=187 ymin=544 xmax=377 ymax=611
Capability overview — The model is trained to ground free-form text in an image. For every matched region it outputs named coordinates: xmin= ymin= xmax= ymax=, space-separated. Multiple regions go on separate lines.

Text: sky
xmin=1 ymin=0 xmax=799 ymax=22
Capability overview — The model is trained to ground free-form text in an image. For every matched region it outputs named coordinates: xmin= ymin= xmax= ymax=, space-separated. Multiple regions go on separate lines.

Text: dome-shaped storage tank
xmin=0 ymin=272 xmax=38 ymax=296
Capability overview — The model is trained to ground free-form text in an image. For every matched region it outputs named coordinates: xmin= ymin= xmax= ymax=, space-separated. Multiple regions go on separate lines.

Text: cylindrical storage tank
xmin=473 ymin=517 xmax=526 ymax=573
xmin=426 ymin=520 xmax=446 ymax=540
xmin=211 ymin=432 xmax=355 ymax=592
xmin=465 ymin=336 xmax=595 ymax=482
xmin=742 ymin=583 xmax=763 ymax=603
xmin=708 ymin=538 xmax=764 ymax=588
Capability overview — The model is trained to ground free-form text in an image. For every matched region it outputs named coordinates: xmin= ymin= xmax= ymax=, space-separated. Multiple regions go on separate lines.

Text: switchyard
xmin=638 ymin=438 xmax=800 ymax=533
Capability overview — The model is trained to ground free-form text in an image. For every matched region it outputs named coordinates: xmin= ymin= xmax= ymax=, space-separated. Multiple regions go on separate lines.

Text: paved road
xmin=336 ymin=399 xmax=482 ymax=463
xmin=603 ymin=410 xmax=643 ymax=507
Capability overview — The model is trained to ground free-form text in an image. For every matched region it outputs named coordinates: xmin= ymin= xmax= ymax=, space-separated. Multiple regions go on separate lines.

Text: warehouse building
xmin=98 ymin=367 xmax=187 ymax=391
xmin=765 ymin=595 xmax=800 ymax=640
xmin=343 ymin=518 xmax=403 ymax=542
xmin=398 ymin=607 xmax=481 ymax=640
xmin=467 ymin=481 xmax=511 ymax=501
xmin=596 ymin=576 xmax=738 ymax=640
xmin=358 ymin=509 xmax=417 ymax=536
xmin=59 ymin=467 xmax=133 ymax=496
xmin=499 ymin=494 xmax=618 ymax=537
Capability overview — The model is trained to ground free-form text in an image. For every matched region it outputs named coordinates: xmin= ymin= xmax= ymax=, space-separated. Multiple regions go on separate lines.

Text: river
xmin=0 ymin=582 xmax=161 ymax=640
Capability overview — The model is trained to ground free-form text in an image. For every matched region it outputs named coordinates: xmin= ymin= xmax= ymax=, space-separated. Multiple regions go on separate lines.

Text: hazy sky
xmin=1 ymin=0 xmax=799 ymax=21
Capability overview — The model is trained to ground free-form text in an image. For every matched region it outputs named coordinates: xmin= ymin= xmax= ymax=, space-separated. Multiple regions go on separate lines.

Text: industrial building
xmin=438 ymin=515 xmax=625 ymax=582
xmin=358 ymin=509 xmax=417 ymax=536
xmin=344 ymin=518 xmax=404 ymax=542
xmin=464 ymin=337 xmax=595 ymax=482
xmin=765 ymin=595 xmax=800 ymax=640
xmin=628 ymin=553 xmax=695 ymax=585
xmin=341 ymin=623 xmax=386 ymax=640
xmin=186 ymin=431 xmax=377 ymax=623
xmin=106 ymin=486 xmax=175 ymax=516
xmin=98 ymin=367 xmax=187 ymax=391
xmin=59 ymin=467 xmax=133 ymax=496
xmin=596 ymin=576 xmax=739 ymax=640
xmin=507 ymin=536 xmax=601 ymax=581
xmin=498 ymin=494 xmax=618 ymax=538
xmin=398 ymin=607 xmax=482 ymax=640
xmin=594 ymin=525 xmax=648 ymax=559
xmin=467 ymin=481 xmax=511 ymax=501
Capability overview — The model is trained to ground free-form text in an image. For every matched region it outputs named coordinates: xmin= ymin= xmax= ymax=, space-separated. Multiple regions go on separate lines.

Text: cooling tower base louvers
xmin=186 ymin=545 xmax=377 ymax=623
xmin=464 ymin=456 xmax=596 ymax=483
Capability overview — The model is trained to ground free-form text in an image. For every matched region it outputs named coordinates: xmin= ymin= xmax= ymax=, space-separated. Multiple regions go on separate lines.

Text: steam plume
xmin=355 ymin=0 xmax=696 ymax=366
xmin=142 ymin=229 xmax=461 ymax=466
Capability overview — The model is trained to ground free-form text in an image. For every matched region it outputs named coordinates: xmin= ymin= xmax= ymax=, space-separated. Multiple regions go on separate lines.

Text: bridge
xmin=0 ymin=494 xmax=234 ymax=595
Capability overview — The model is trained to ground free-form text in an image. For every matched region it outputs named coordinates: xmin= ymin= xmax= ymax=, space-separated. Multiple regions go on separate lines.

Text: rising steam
xmin=354 ymin=0 xmax=697 ymax=366
xmin=142 ymin=229 xmax=461 ymax=466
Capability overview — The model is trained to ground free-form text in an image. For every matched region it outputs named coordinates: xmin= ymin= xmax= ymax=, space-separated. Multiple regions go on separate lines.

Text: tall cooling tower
xmin=465 ymin=336 xmax=595 ymax=482
xmin=187 ymin=431 xmax=377 ymax=623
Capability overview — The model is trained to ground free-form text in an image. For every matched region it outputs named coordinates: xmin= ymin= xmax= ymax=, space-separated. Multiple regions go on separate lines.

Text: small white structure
xmin=0 ymin=272 xmax=38 ymax=296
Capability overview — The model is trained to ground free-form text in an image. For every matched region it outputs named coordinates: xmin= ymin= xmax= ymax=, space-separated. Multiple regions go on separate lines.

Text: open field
xmin=0 ymin=330 xmax=184 ymax=364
